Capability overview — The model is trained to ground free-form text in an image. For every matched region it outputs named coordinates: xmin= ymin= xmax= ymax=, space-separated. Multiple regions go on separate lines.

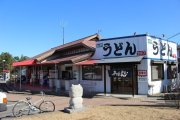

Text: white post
xmin=20 ymin=66 xmax=22 ymax=90
xmin=55 ymin=64 xmax=57 ymax=79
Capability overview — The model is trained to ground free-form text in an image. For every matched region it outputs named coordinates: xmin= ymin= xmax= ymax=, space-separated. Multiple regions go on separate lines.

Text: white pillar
xmin=20 ymin=66 xmax=22 ymax=90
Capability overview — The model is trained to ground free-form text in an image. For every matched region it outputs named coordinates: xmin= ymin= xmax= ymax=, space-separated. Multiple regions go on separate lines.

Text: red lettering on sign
xmin=138 ymin=70 xmax=147 ymax=76
xmin=137 ymin=51 xmax=146 ymax=56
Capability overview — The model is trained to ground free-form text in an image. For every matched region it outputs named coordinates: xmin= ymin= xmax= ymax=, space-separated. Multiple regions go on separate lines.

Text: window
xmin=151 ymin=63 xmax=164 ymax=80
xmin=167 ymin=64 xmax=177 ymax=79
xmin=82 ymin=65 xmax=102 ymax=80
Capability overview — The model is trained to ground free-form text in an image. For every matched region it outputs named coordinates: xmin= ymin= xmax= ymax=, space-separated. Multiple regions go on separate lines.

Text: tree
xmin=0 ymin=52 xmax=14 ymax=73
xmin=19 ymin=55 xmax=29 ymax=61
xmin=0 ymin=52 xmax=29 ymax=74
xmin=13 ymin=55 xmax=29 ymax=62
xmin=12 ymin=55 xmax=29 ymax=75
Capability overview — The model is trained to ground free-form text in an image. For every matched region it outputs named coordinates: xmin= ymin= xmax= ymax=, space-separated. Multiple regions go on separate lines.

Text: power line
xmin=167 ymin=32 xmax=180 ymax=40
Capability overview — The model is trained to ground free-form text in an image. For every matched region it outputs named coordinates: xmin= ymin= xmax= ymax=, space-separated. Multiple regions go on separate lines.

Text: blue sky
xmin=0 ymin=0 xmax=180 ymax=57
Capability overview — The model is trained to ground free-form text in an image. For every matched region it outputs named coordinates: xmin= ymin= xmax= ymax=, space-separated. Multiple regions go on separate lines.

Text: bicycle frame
xmin=26 ymin=92 xmax=45 ymax=111
xmin=12 ymin=91 xmax=55 ymax=117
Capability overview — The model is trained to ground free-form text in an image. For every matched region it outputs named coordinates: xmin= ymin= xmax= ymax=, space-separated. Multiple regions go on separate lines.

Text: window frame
xmin=82 ymin=65 xmax=102 ymax=81
xmin=151 ymin=62 xmax=164 ymax=81
xmin=167 ymin=64 xmax=177 ymax=79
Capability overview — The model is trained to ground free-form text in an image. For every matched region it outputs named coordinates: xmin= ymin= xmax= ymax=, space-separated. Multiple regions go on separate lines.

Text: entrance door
xmin=110 ymin=64 xmax=137 ymax=94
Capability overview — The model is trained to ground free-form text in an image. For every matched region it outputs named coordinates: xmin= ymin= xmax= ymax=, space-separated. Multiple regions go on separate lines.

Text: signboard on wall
xmin=138 ymin=70 xmax=147 ymax=81
xmin=138 ymin=70 xmax=147 ymax=77
xmin=108 ymin=69 xmax=132 ymax=77
xmin=93 ymin=36 xmax=147 ymax=59
xmin=92 ymin=35 xmax=177 ymax=61
xmin=147 ymin=37 xmax=177 ymax=60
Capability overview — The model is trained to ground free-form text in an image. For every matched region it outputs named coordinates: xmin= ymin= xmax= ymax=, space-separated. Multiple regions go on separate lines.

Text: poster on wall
xmin=138 ymin=70 xmax=147 ymax=81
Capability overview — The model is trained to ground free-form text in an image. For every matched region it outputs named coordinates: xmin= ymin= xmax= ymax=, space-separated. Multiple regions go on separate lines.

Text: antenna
xmin=162 ymin=34 xmax=165 ymax=38
xmin=62 ymin=26 xmax=64 ymax=45
xmin=97 ymin=29 xmax=102 ymax=35
xmin=60 ymin=21 xmax=67 ymax=45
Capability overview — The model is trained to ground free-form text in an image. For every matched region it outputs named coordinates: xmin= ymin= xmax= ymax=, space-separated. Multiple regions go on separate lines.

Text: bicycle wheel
xmin=12 ymin=101 xmax=30 ymax=117
xmin=39 ymin=101 xmax=55 ymax=112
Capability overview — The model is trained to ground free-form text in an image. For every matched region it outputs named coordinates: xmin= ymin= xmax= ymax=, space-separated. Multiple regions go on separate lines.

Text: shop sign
xmin=103 ymin=42 xmax=137 ymax=57
xmin=138 ymin=77 xmax=147 ymax=81
xmin=138 ymin=70 xmax=147 ymax=81
xmin=147 ymin=38 xmax=177 ymax=60
xmin=108 ymin=69 xmax=132 ymax=77
xmin=138 ymin=70 xmax=147 ymax=76
xmin=93 ymin=36 xmax=147 ymax=59
xmin=137 ymin=51 xmax=146 ymax=56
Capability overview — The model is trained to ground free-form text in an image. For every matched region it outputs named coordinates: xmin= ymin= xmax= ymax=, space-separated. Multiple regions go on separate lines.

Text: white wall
xmin=145 ymin=37 xmax=177 ymax=95
xmin=137 ymin=59 xmax=148 ymax=94
xmin=69 ymin=65 xmax=105 ymax=93
xmin=106 ymin=65 xmax=111 ymax=93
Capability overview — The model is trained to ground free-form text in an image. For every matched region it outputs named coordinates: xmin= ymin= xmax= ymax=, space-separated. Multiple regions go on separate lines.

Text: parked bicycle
xmin=12 ymin=91 xmax=55 ymax=117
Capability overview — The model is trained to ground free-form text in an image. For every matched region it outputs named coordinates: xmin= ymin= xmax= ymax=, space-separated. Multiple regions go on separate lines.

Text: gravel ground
xmin=2 ymin=93 xmax=180 ymax=120
xmin=13 ymin=106 xmax=180 ymax=120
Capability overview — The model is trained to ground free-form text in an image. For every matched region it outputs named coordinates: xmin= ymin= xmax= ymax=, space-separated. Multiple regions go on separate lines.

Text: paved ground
xmin=0 ymin=92 xmax=175 ymax=120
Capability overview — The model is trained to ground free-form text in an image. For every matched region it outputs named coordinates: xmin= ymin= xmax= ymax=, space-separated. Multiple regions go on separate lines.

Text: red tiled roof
xmin=40 ymin=53 xmax=93 ymax=64
xmin=31 ymin=49 xmax=55 ymax=61
xmin=31 ymin=34 xmax=100 ymax=62
xmin=75 ymin=59 xmax=96 ymax=65
xmin=54 ymin=33 xmax=100 ymax=51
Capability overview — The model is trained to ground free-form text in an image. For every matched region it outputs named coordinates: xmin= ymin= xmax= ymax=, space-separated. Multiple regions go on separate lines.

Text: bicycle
xmin=12 ymin=91 xmax=55 ymax=117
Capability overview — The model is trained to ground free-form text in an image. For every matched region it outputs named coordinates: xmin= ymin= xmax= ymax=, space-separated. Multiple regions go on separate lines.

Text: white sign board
xmin=93 ymin=36 xmax=147 ymax=59
xmin=92 ymin=35 xmax=177 ymax=61
xmin=147 ymin=37 xmax=177 ymax=60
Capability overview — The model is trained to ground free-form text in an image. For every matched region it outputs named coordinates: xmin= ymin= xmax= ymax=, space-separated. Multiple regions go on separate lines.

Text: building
xmin=13 ymin=34 xmax=178 ymax=95
xmin=91 ymin=34 xmax=177 ymax=95
xmin=12 ymin=34 xmax=100 ymax=92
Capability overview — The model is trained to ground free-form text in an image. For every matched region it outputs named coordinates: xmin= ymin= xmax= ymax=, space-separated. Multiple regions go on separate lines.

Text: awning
xmin=151 ymin=60 xmax=165 ymax=64
xmin=75 ymin=60 xmax=96 ymax=65
xmin=40 ymin=53 xmax=92 ymax=64
xmin=12 ymin=59 xmax=36 ymax=67
xmin=167 ymin=61 xmax=177 ymax=65
xmin=96 ymin=56 xmax=143 ymax=64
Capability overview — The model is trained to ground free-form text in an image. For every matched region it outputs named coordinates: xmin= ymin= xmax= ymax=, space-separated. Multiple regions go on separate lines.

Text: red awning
xmin=12 ymin=59 xmax=36 ymax=67
xmin=75 ymin=60 xmax=96 ymax=65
